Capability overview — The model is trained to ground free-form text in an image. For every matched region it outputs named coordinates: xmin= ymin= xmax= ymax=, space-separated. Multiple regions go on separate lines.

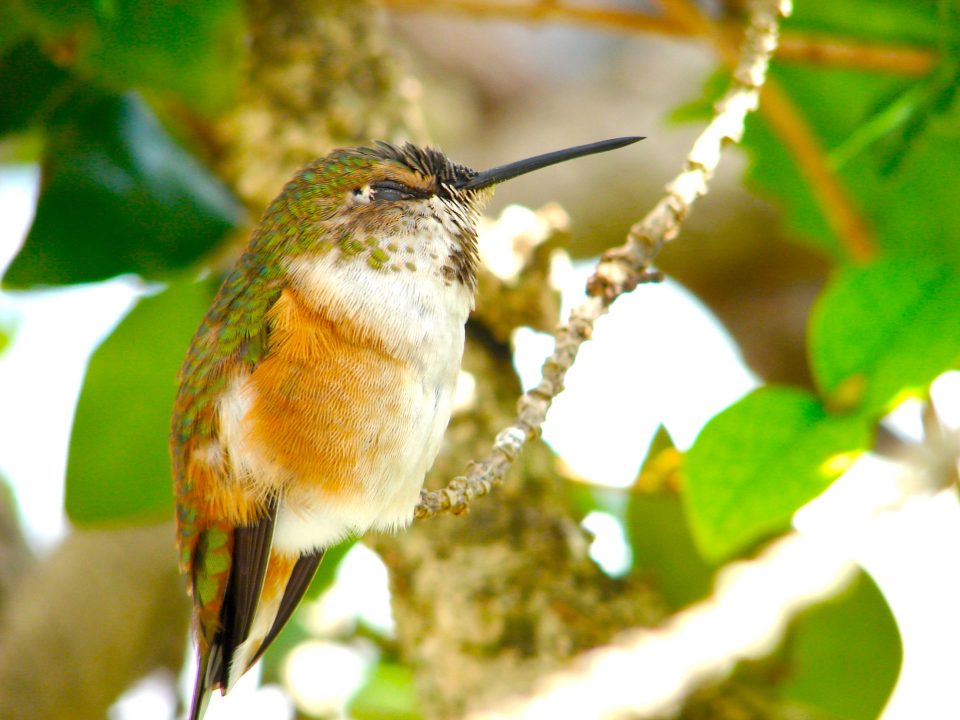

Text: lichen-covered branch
xmin=416 ymin=0 xmax=792 ymax=519
xmin=466 ymin=532 xmax=857 ymax=720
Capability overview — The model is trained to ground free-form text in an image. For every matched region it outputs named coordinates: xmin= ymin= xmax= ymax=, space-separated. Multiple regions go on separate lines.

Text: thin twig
xmin=415 ymin=0 xmax=791 ymax=519
xmin=778 ymin=32 xmax=934 ymax=75
xmin=382 ymin=0 xmax=936 ymax=76
xmin=760 ymin=82 xmax=875 ymax=259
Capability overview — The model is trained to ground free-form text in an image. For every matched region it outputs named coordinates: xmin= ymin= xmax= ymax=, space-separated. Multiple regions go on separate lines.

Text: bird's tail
xmin=188 ymin=649 xmax=217 ymax=720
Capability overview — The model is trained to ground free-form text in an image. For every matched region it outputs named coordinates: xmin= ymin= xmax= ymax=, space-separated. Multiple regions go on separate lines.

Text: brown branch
xmin=381 ymin=0 xmax=936 ymax=76
xmin=660 ymin=0 xmax=874 ymax=260
xmin=779 ymin=32 xmax=934 ymax=75
xmin=415 ymin=0 xmax=791 ymax=519
xmin=759 ymin=81 xmax=875 ymax=260
xmin=386 ymin=0 xmax=881 ymax=259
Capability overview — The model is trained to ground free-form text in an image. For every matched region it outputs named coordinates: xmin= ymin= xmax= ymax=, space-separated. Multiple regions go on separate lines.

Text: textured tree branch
xmin=416 ymin=0 xmax=792 ymax=519
xmin=466 ymin=531 xmax=858 ymax=720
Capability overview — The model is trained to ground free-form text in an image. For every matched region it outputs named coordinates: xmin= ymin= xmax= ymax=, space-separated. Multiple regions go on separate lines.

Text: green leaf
xmin=684 ymin=387 xmax=872 ymax=562
xmin=0 ymin=40 xmax=74 ymax=135
xmin=0 ymin=1 xmax=30 ymax=55
xmin=810 ymin=256 xmax=960 ymax=415
xmin=786 ymin=0 xmax=940 ymax=45
xmin=347 ymin=661 xmax=421 ymax=720
xmin=780 ymin=570 xmax=901 ymax=719
xmin=627 ymin=489 xmax=714 ymax=609
xmin=18 ymin=0 xmax=245 ymax=112
xmin=741 ymin=66 xmax=912 ymax=260
xmin=626 ymin=426 xmax=714 ymax=608
xmin=0 ymin=321 xmax=12 ymax=355
xmin=65 ymin=278 xmax=213 ymax=524
xmin=3 ymin=91 xmax=241 ymax=288
xmin=733 ymin=3 xmax=960 ymax=261
xmin=305 ymin=539 xmax=357 ymax=600
xmin=742 ymin=61 xmax=960 ymax=262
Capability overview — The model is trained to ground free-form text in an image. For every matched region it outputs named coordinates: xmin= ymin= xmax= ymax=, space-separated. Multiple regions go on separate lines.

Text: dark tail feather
xmin=188 ymin=500 xmax=278 ymax=718
xmin=189 ymin=650 xmax=215 ymax=720
xmin=248 ymin=549 xmax=325 ymax=669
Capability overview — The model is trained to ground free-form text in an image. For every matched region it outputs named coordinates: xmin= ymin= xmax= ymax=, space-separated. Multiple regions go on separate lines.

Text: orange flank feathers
xmin=246 ymin=286 xmax=410 ymax=497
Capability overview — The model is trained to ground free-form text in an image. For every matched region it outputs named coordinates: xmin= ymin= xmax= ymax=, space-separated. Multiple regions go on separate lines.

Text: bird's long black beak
xmin=454 ymin=136 xmax=644 ymax=191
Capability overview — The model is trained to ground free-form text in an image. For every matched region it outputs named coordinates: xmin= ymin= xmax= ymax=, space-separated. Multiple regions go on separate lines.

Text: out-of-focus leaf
xmin=0 ymin=321 xmax=12 ymax=355
xmin=726 ymin=2 xmax=960 ymax=261
xmin=0 ymin=2 xmax=30 ymax=55
xmin=627 ymin=487 xmax=713 ymax=609
xmin=810 ymin=256 xmax=960 ymax=415
xmin=0 ymin=40 xmax=74 ymax=135
xmin=3 ymin=92 xmax=241 ymax=288
xmin=18 ymin=0 xmax=245 ymax=112
xmin=65 ymin=278 xmax=213 ymax=524
xmin=741 ymin=67 xmax=910 ymax=260
xmin=779 ymin=570 xmax=901 ymax=719
xmin=742 ymin=61 xmax=960 ymax=261
xmin=305 ymin=539 xmax=357 ymax=601
xmin=627 ymin=426 xmax=713 ymax=608
xmin=786 ymin=0 xmax=940 ymax=44
xmin=348 ymin=661 xmax=421 ymax=720
xmin=564 ymin=480 xmax=627 ymax=523
xmin=684 ymin=387 xmax=871 ymax=562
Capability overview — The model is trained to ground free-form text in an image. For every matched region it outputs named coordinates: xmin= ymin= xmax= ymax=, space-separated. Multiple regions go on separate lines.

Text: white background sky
xmin=1 ymin=166 xmax=959 ymax=718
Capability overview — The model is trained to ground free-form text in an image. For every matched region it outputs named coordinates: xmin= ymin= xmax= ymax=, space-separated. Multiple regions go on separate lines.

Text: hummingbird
xmin=170 ymin=135 xmax=642 ymax=719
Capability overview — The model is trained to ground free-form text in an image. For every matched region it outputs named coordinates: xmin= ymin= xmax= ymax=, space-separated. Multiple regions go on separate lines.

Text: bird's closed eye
xmin=371 ymin=180 xmax=429 ymax=202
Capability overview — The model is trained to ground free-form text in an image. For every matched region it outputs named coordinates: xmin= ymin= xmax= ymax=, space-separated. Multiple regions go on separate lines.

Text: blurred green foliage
xmin=4 ymin=0 xmax=957 ymax=717
xmin=810 ymin=256 xmax=960 ymax=416
xmin=65 ymin=279 xmax=214 ymax=524
xmin=5 ymin=0 xmax=244 ymax=111
xmin=778 ymin=571 xmax=902 ymax=719
xmin=685 ymin=387 xmax=872 ymax=562
xmin=3 ymin=89 xmax=241 ymax=287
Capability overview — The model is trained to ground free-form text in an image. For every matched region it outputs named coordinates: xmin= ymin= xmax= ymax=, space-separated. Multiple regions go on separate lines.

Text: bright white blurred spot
xmin=0 ymin=164 xmax=40 ymax=268
xmin=453 ymin=370 xmax=477 ymax=414
xmin=0 ymin=166 xmax=140 ymax=549
xmin=284 ymin=641 xmax=371 ymax=718
xmin=795 ymin=455 xmax=903 ymax=537
xmin=513 ymin=263 xmax=757 ymax=486
xmin=931 ymin=371 xmax=960 ymax=429
xmin=192 ymin=665 xmax=293 ymax=720
xmin=884 ymin=397 xmax=926 ymax=443
xmin=0 ymin=279 xmax=139 ymax=548
xmin=855 ymin=491 xmax=960 ymax=720
xmin=308 ymin=544 xmax=394 ymax=636
xmin=472 ymin=534 xmax=857 ymax=720
xmin=581 ymin=511 xmax=631 ymax=576
xmin=478 ymin=204 xmax=566 ymax=281
xmin=110 ymin=670 xmax=177 ymax=720
xmin=796 ymin=455 xmax=960 ymax=720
